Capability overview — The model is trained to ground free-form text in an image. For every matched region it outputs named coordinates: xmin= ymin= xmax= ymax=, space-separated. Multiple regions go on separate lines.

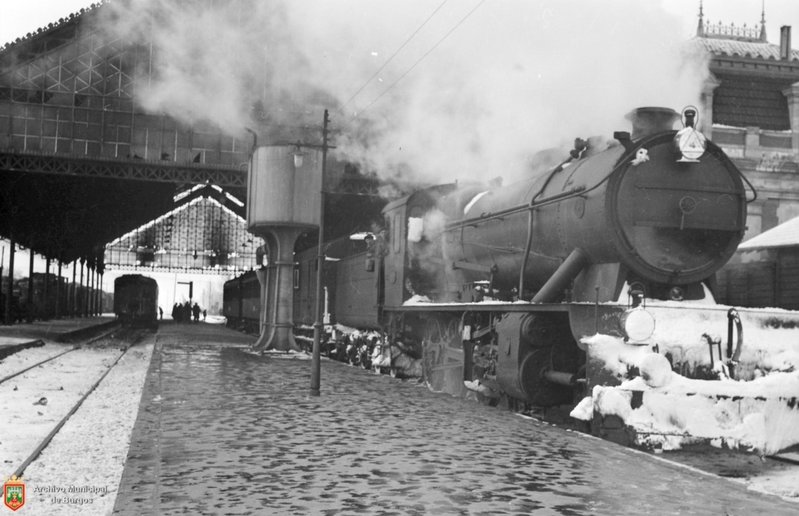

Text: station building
xmin=102 ymin=183 xmax=264 ymax=316
xmin=693 ymin=8 xmax=799 ymax=238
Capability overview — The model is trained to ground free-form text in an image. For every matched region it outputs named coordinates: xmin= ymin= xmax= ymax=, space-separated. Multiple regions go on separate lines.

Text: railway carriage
xmin=222 ymin=270 xmax=261 ymax=333
xmin=113 ymin=274 xmax=158 ymax=328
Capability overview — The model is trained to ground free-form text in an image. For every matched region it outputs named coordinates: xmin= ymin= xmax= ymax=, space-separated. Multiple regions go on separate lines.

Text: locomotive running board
xmin=385 ymin=302 xmax=570 ymax=313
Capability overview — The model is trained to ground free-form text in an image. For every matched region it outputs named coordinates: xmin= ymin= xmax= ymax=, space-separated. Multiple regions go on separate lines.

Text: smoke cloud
xmin=103 ymin=0 xmax=709 ymax=185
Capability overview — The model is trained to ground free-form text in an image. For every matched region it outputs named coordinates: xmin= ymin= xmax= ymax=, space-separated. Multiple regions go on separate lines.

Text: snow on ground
xmin=742 ymin=461 xmax=799 ymax=500
xmin=0 ymin=337 xmax=155 ymax=515
xmin=0 ymin=346 xmax=123 ymax=473
xmin=0 ymin=342 xmax=74 ymax=379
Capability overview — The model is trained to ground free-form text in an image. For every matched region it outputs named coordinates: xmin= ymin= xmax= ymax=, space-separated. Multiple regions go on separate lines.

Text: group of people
xmin=170 ymin=301 xmax=206 ymax=323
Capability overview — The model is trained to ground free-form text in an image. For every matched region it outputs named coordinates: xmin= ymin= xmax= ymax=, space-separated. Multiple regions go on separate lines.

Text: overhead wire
xmin=340 ymin=0 xmax=451 ymax=113
xmin=353 ymin=0 xmax=488 ymax=118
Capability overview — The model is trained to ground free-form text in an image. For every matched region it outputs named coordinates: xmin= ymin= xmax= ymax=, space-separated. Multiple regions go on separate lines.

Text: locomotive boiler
xmin=230 ymin=105 xmax=758 ymax=411
xmin=408 ymin=106 xmax=745 ymax=305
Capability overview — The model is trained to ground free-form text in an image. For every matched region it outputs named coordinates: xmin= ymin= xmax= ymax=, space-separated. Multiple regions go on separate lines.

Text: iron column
xmin=310 ymin=109 xmax=330 ymax=397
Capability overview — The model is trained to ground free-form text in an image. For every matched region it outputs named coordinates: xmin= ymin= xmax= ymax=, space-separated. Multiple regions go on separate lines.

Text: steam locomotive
xmin=226 ymin=106 xmax=751 ymax=408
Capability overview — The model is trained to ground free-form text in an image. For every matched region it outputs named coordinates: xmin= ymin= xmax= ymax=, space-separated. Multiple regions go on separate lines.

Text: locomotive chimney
xmin=780 ymin=26 xmax=792 ymax=60
xmin=626 ymin=107 xmax=680 ymax=139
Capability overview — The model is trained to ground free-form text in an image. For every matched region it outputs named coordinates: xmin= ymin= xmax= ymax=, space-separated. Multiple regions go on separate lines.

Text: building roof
xmin=694 ymin=37 xmax=799 ymax=63
xmin=738 ymin=215 xmax=799 ymax=251
xmin=104 ymin=191 xmax=264 ymax=273
xmin=0 ymin=2 xmax=102 ymax=51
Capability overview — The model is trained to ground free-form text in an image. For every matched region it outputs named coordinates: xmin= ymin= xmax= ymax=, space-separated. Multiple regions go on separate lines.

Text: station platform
xmin=0 ymin=336 xmax=44 ymax=360
xmin=110 ymin=323 xmax=797 ymax=515
xmin=0 ymin=315 xmax=118 ymax=350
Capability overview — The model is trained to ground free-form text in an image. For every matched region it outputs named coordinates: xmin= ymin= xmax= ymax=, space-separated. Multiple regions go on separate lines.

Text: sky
xmin=1 ymin=0 xmax=798 ymax=48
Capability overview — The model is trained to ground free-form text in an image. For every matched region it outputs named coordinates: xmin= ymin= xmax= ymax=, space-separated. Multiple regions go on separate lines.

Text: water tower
xmin=247 ymin=144 xmax=322 ymax=350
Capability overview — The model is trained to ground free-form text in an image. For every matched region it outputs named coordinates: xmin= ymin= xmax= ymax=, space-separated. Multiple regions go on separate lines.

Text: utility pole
xmin=310 ymin=109 xmax=330 ymax=397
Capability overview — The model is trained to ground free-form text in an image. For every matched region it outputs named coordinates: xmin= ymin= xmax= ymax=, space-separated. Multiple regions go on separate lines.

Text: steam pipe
xmin=447 ymin=187 xmax=585 ymax=233
xmin=245 ymin=127 xmax=257 ymax=152
xmin=516 ymin=153 xmax=573 ymax=299
xmin=531 ymin=248 xmax=589 ymax=303
xmin=726 ymin=308 xmax=743 ymax=379
xmin=518 ymin=209 xmax=534 ymax=299
xmin=543 ymin=370 xmax=575 ymax=386
xmin=252 ymin=237 xmax=279 ymax=351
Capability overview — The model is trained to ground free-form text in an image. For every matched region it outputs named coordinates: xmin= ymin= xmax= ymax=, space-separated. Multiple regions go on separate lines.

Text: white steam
xmin=103 ymin=0 xmax=709 ymax=185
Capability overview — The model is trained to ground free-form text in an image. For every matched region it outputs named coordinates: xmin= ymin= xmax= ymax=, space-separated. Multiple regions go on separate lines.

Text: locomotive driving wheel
xmin=421 ymin=315 xmax=467 ymax=397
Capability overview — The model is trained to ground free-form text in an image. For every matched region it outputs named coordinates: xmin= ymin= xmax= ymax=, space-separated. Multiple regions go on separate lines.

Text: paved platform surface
xmin=0 ymin=338 xmax=44 ymax=360
xmin=111 ymin=322 xmax=798 ymax=516
xmin=0 ymin=315 xmax=117 ymax=343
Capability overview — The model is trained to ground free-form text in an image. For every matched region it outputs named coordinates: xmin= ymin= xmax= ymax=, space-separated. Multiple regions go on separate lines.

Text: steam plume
xmin=104 ymin=0 xmax=709 ymax=185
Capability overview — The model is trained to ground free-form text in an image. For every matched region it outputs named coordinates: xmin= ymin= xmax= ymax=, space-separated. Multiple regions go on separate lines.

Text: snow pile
xmin=638 ymin=352 xmax=673 ymax=388
xmin=589 ymin=375 xmax=799 ymax=455
xmin=256 ymin=349 xmax=312 ymax=360
xmin=640 ymin=304 xmax=799 ymax=379
xmin=370 ymin=344 xmax=423 ymax=377
xmin=404 ymin=295 xmax=433 ymax=305
xmin=574 ymin=325 xmax=799 ymax=455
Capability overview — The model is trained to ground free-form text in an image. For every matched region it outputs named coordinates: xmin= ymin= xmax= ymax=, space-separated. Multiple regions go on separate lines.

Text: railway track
xmin=0 ymin=324 xmax=121 ymax=387
xmin=0 ymin=326 xmax=149 ymax=478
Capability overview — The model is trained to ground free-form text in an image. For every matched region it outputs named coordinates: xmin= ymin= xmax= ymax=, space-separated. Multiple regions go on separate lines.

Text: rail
xmin=0 ymin=324 xmax=120 ymax=386
xmin=7 ymin=326 xmax=142 ymax=479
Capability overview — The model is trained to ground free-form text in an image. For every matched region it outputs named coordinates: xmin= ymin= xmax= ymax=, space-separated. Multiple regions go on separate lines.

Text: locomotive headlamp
xmin=674 ymin=106 xmax=706 ymax=162
xmin=669 ymin=286 xmax=684 ymax=301
xmin=620 ymin=307 xmax=656 ymax=343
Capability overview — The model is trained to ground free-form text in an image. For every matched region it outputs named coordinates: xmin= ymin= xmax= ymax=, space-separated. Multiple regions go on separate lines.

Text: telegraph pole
xmin=310 ymin=109 xmax=330 ymax=396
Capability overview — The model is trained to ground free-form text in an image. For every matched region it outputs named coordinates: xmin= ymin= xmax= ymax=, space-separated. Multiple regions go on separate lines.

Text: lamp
xmin=293 ymin=143 xmax=305 ymax=168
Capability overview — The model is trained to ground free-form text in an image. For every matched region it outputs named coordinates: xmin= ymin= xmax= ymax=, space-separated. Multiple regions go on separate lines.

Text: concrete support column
xmin=44 ymin=257 xmax=50 ymax=319
xmin=4 ymin=238 xmax=14 ymax=325
xmin=55 ymin=260 xmax=62 ymax=318
xmin=79 ymin=259 xmax=85 ymax=317
xmin=781 ymin=82 xmax=799 ymax=154
xmin=27 ymin=248 xmax=34 ymax=323
xmin=89 ymin=266 xmax=95 ymax=316
xmin=71 ymin=261 xmax=77 ymax=316
xmin=97 ymin=272 xmax=103 ymax=314
xmin=744 ymin=202 xmax=764 ymax=242
xmin=744 ymin=127 xmax=762 ymax=160
xmin=252 ymin=228 xmax=304 ymax=352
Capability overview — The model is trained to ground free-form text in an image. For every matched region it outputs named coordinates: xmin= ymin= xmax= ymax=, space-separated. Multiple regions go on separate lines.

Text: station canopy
xmin=738 ymin=215 xmax=799 ymax=251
